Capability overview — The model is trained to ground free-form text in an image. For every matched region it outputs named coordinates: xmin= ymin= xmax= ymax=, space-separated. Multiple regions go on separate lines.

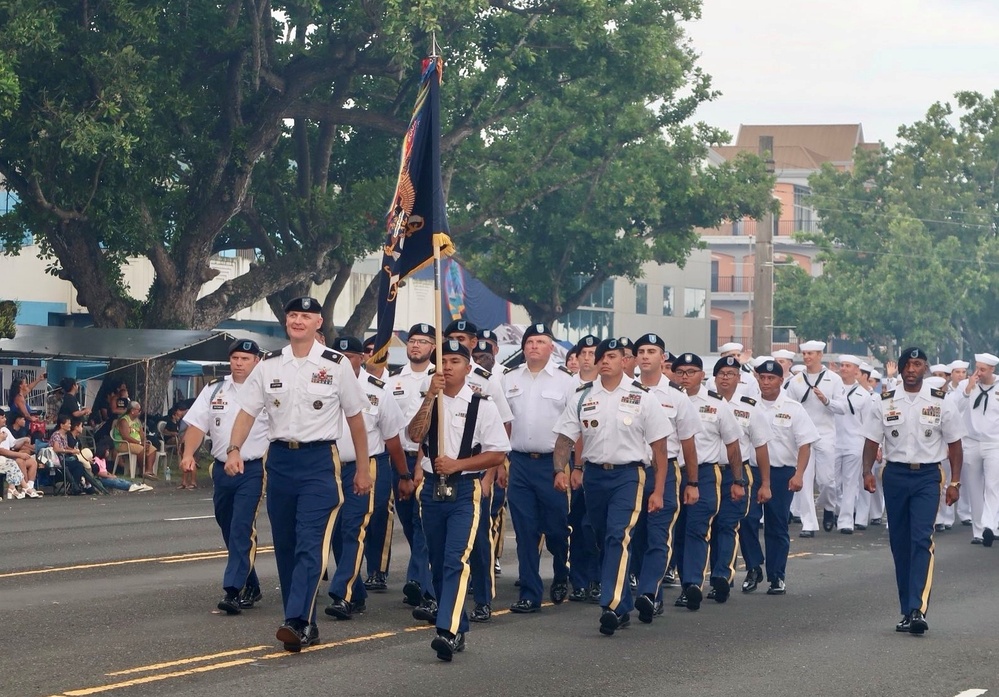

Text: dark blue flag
xmin=373 ymin=57 xmax=453 ymax=363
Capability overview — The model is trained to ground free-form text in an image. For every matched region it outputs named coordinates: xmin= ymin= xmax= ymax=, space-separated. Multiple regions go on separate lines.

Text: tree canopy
xmin=776 ymin=90 xmax=999 ymax=360
xmin=0 ymin=1 xmax=771 ymax=341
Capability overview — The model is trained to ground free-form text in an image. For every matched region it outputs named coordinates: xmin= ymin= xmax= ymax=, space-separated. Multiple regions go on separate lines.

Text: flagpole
xmin=433 ymin=236 xmax=447 ymax=485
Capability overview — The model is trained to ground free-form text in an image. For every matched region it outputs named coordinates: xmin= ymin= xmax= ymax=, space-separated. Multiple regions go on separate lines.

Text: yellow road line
xmin=0 ymin=547 xmax=274 ymax=580
xmin=58 ymin=658 xmax=258 ymax=696
xmin=105 ymin=646 xmax=271 ymax=676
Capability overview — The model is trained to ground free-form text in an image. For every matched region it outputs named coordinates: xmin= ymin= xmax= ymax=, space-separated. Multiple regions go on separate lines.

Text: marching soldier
xmin=834 ymin=355 xmax=872 ymax=534
xmin=407 ymin=339 xmax=510 ymax=661
xmin=567 ymin=334 xmax=601 ymax=602
xmin=226 ymin=297 xmax=371 ymax=652
xmin=863 ymin=347 xmax=964 ymax=634
xmin=361 ymin=335 xmax=395 ymax=591
xmin=182 ymin=339 xmax=269 ymax=615
xmin=325 ymin=337 xmax=408 ymax=620
xmin=553 ymin=338 xmax=672 ymax=635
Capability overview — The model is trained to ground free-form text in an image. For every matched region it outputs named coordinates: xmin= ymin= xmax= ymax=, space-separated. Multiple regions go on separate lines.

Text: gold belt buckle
xmin=601 ymin=463 xmax=613 ymax=471
xmin=909 ymin=462 xmax=919 ymax=470
xmin=288 ymin=441 xmax=300 ymax=450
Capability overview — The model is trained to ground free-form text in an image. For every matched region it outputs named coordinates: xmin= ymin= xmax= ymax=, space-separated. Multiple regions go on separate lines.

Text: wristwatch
xmin=948 ymin=481 xmax=961 ymax=489
xmin=686 ymin=481 xmax=698 ymax=487
xmin=398 ymin=472 xmax=413 ymax=481
xmin=225 ymin=445 xmax=240 ymax=455
xmin=735 ymin=476 xmax=749 ymax=487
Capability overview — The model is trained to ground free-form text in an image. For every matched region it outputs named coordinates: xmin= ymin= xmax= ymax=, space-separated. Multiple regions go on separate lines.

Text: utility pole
xmin=752 ymin=136 xmax=775 ymax=356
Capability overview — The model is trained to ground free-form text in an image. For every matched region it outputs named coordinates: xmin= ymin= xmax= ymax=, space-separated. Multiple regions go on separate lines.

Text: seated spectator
xmin=111 ymin=401 xmax=158 ymax=479
xmin=8 ymin=373 xmax=46 ymax=426
xmin=48 ymin=415 xmax=105 ymax=495
xmin=6 ymin=413 xmax=33 ymax=449
xmin=102 ymin=382 xmax=130 ymax=423
xmin=85 ymin=439 xmax=151 ymax=493
xmin=59 ymin=378 xmax=92 ymax=421
xmin=163 ymin=403 xmax=193 ymax=488
xmin=0 ymin=411 xmax=42 ymax=497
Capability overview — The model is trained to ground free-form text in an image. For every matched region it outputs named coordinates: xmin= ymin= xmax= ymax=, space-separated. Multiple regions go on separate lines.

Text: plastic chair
xmin=113 ymin=450 xmax=138 ymax=479
xmin=157 ymin=421 xmax=179 ymax=469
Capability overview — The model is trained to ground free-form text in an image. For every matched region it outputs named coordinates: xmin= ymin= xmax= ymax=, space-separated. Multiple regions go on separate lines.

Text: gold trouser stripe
xmin=379 ymin=490 xmax=395 ymax=573
xmin=447 ymin=479 xmax=482 ymax=636
xmin=245 ymin=455 xmax=268 ymax=588
xmin=724 ymin=466 xmax=754 ymax=583
xmin=700 ymin=465 xmax=723 ymax=585
xmin=307 ymin=445 xmax=344 ymax=621
xmin=344 ymin=458 xmax=377 ymax=603
xmin=492 ymin=504 xmax=506 ymax=559
xmin=919 ymin=465 xmax=944 ymax=612
xmin=664 ymin=460 xmax=682 ymax=573
xmin=610 ymin=467 xmax=646 ymax=610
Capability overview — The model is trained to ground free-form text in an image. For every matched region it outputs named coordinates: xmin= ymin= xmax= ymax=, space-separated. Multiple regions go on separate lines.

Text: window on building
xmin=635 ymin=283 xmax=647 ymax=315
xmin=558 ymin=276 xmax=615 ymax=343
xmin=574 ymin=276 xmax=615 ymax=308
xmin=793 ymin=185 xmax=816 ymax=233
xmin=684 ymin=288 xmax=706 ymax=318
xmin=662 ymin=286 xmax=674 ymax=316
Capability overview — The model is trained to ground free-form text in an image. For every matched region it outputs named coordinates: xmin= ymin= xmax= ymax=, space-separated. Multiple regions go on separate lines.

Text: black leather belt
xmin=646 ymin=457 xmax=680 ymax=469
xmin=698 ymin=461 xmax=720 ymax=469
xmin=404 ymin=450 xmax=421 ymax=458
xmin=272 ymin=440 xmax=336 ymax=451
xmin=512 ymin=450 xmax=552 ymax=459
xmin=585 ymin=461 xmax=643 ymax=470
xmin=887 ymin=460 xmax=941 ymax=470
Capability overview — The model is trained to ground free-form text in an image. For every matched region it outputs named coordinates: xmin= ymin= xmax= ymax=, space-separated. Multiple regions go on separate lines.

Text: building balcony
xmin=711 ymin=275 xmax=754 ymax=295
xmin=703 ymin=219 xmax=821 ymax=238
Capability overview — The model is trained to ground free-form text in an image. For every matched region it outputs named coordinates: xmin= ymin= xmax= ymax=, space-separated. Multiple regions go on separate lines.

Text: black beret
xmin=617 ymin=337 xmax=635 ymax=354
xmin=472 ymin=340 xmax=492 ymax=355
xmin=522 ymin=323 xmax=554 ymax=347
xmin=594 ymin=338 xmax=625 ymax=363
xmin=283 ymin=296 xmax=322 ymax=314
xmin=362 ymin=336 xmax=376 ymax=350
xmin=756 ymin=360 xmax=784 ymax=378
xmin=407 ymin=323 xmax=435 ymax=339
xmin=898 ymin=346 xmax=929 ymax=372
xmin=334 ymin=336 xmax=364 ymax=355
xmin=671 ymin=353 xmax=703 ymax=371
xmin=575 ymin=334 xmax=600 ymax=352
xmin=444 ymin=319 xmax=478 ymax=336
xmin=440 ymin=339 xmax=471 ymax=360
xmin=478 ymin=329 xmax=499 ymax=343
xmin=229 ymin=339 xmax=261 ymax=356
xmin=713 ymin=356 xmax=741 ymax=376
xmin=634 ymin=333 xmax=666 ymax=352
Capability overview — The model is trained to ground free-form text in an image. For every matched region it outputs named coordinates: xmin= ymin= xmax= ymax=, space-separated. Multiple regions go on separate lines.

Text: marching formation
xmin=180 ymin=299 xmax=987 ymax=661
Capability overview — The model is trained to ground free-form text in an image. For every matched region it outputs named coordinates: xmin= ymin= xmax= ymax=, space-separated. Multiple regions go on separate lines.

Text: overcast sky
xmin=683 ymin=0 xmax=999 ymax=145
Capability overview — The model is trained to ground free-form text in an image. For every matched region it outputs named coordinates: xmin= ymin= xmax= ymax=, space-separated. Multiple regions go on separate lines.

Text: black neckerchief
xmin=800 ymin=370 xmax=826 ymax=404
xmin=974 ymin=383 xmax=995 ymax=412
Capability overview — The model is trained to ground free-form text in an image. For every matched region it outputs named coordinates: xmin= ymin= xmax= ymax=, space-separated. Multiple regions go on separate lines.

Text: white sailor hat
xmin=790 ymin=364 xmax=806 ymax=374
xmin=838 ymin=354 xmax=862 ymax=366
xmin=930 ymin=363 xmax=950 ymax=374
xmin=718 ymin=342 xmax=744 ymax=354
xmin=773 ymin=349 xmax=796 ymax=360
xmin=799 ymin=340 xmax=826 ymax=352
xmin=870 ymin=370 xmax=882 ymax=381
xmin=974 ymin=353 xmax=999 ymax=367
xmin=859 ymin=362 xmax=874 ymax=374
xmin=948 ymin=360 xmax=969 ymax=371
xmin=925 ymin=376 xmax=947 ymax=389
xmin=753 ymin=355 xmax=775 ymax=369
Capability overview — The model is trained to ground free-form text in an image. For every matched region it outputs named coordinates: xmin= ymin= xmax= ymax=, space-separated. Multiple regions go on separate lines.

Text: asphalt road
xmin=1 ymin=486 xmax=996 ymax=697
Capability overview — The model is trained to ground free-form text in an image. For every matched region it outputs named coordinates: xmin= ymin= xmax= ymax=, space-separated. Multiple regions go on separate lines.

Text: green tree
xmin=776 ymin=91 xmax=999 ymax=359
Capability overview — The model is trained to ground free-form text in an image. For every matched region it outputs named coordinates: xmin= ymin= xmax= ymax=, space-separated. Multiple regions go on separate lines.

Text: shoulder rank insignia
xmin=740 ymin=395 xmax=757 ymax=406
xmin=707 ymin=389 xmax=723 ymax=400
xmin=930 ymin=388 xmax=946 ymax=399
xmin=367 ymin=375 xmax=385 ymax=389
xmin=474 ymin=366 xmax=492 ymax=379
xmin=576 ymin=381 xmax=593 ymax=392
xmin=504 ymin=365 xmax=516 ymax=374
xmin=631 ymin=380 xmax=650 ymax=392
xmin=881 ymin=390 xmax=895 ymax=400
xmin=669 ymin=380 xmax=683 ymax=391
xmin=558 ymin=365 xmax=574 ymax=376
xmin=207 ymin=377 xmax=222 ymax=385
xmin=262 ymin=350 xmax=281 ymax=360
xmin=388 ymin=367 xmax=402 ymax=377
xmin=320 ymin=349 xmax=343 ymax=364
xmin=428 ymin=367 xmax=436 ymax=375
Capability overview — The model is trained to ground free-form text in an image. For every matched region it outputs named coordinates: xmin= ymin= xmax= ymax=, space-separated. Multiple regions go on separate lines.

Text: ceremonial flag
xmin=372 ymin=56 xmax=454 ymax=363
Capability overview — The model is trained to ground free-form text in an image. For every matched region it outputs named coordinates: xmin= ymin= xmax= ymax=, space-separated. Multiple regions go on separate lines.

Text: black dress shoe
xmin=766 ymin=579 xmax=786 ymax=595
xmin=799 ymin=530 xmax=815 ymax=538
xmin=494 ymin=560 xmax=502 ymax=576
xmin=961 ymin=518 xmax=972 ymax=526
xmin=550 ymin=580 xmax=569 ymax=604
xmin=895 ymin=615 xmax=911 ymax=632
xmin=238 ymin=587 xmax=262 ymax=609
xmin=588 ymin=582 xmax=602 ymax=603
xmin=789 ymin=515 xmax=802 ymax=524
xmin=972 ymin=537 xmax=984 ymax=545
xmin=706 ymin=586 xmax=716 ymax=600
xmin=685 ymin=585 xmax=703 ymax=611
xmin=662 ymin=567 xmax=678 ymax=586
xmin=629 ymin=574 xmax=637 ymax=592
xmin=364 ymin=572 xmax=388 ymax=591
xmin=510 ymin=599 xmax=541 ymax=613
xmin=218 ymin=593 xmax=241 ymax=615
xmin=402 ymin=580 xmax=423 ymax=606
xmin=710 ymin=577 xmax=730 ymax=603
xmin=276 ymin=619 xmax=318 ymax=652
xmin=869 ymin=518 xmax=882 ymax=525
xmin=431 ymin=632 xmax=465 ymax=661
xmin=908 ymin=609 xmax=928 ymax=635
xmin=934 ymin=523 xmax=946 ymax=533
xmin=635 ymin=593 xmax=656 ymax=624
xmin=855 ymin=524 xmax=867 ymax=531
xmin=568 ymin=587 xmax=588 ymax=602
xmin=840 ymin=527 xmax=854 ymax=535
xmin=412 ymin=598 xmax=438 ymax=624
xmin=469 ymin=603 xmax=491 ymax=622
xmin=984 ymin=528 xmax=996 ymax=548
xmin=674 ymin=590 xmax=688 ymax=608
xmin=325 ymin=596 xmax=362 ymax=620
xmin=822 ymin=509 xmax=835 ymax=532
xmin=742 ymin=567 xmax=762 ymax=593
xmin=599 ymin=608 xmax=630 ymax=635
xmin=514 ymin=578 xmax=521 ymax=587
